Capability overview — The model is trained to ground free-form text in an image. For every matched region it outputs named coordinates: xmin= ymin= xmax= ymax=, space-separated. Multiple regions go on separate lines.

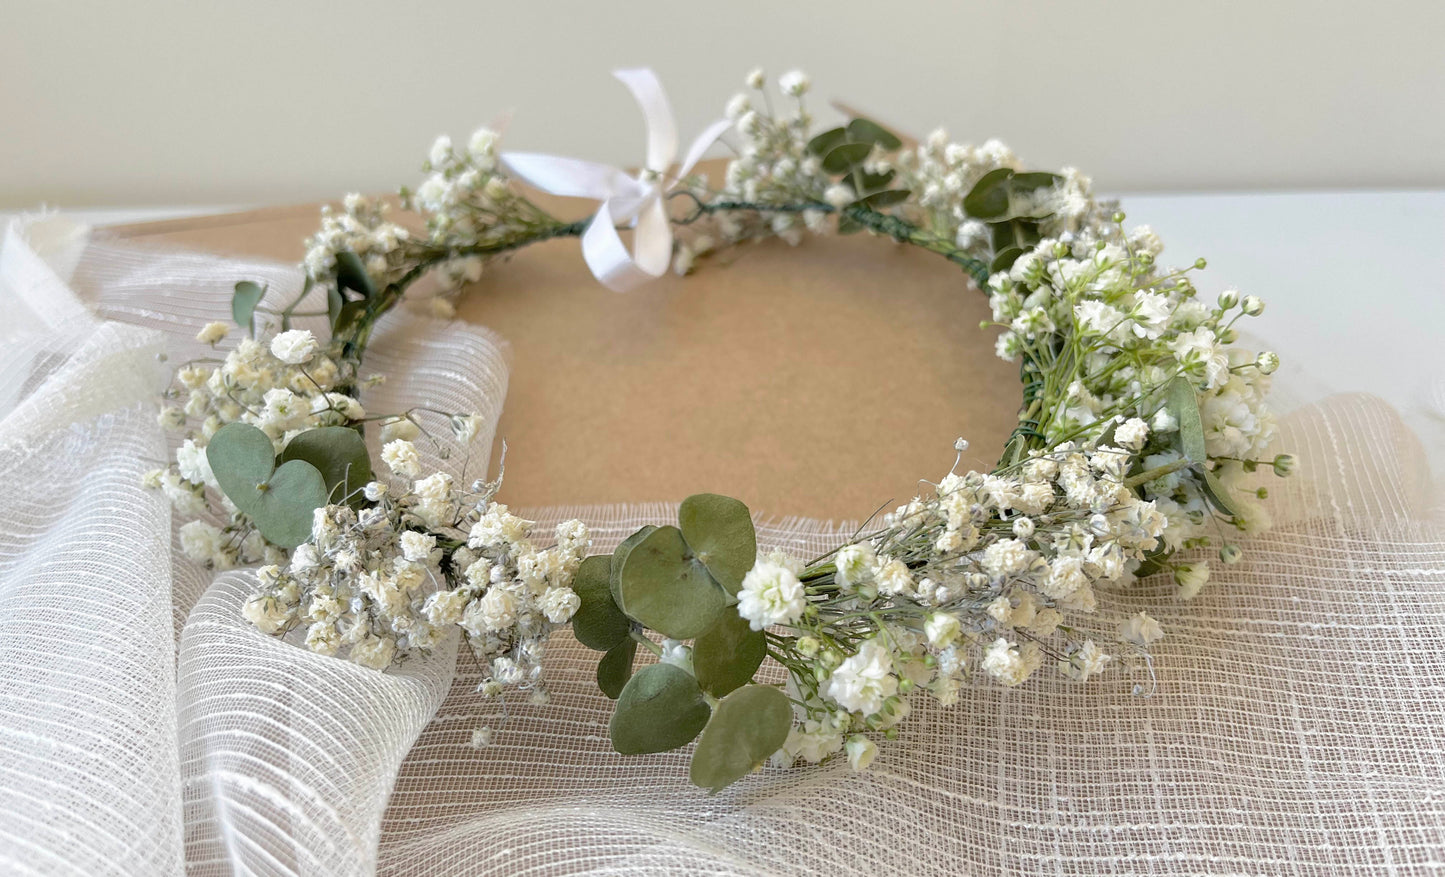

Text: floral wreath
xmin=149 ymin=68 xmax=1292 ymax=792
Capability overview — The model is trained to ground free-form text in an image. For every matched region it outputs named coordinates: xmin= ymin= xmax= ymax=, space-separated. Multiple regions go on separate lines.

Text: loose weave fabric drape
xmin=1 ymin=216 xmax=1442 ymax=875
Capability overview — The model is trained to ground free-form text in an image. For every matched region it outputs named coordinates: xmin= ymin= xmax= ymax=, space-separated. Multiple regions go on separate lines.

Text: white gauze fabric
xmin=0 ymin=216 xmax=1442 ymax=875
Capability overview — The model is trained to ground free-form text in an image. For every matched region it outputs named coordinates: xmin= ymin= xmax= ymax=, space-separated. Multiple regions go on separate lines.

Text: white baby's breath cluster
xmin=762 ymin=439 xmax=1175 ymax=768
xmin=304 ymin=127 xmax=572 ymax=317
xmin=893 ymin=130 xmax=1113 ymax=258
xmin=243 ymin=444 xmax=589 ymax=690
xmin=149 ymin=318 xmax=487 ymax=572
xmin=304 ymin=194 xmax=414 ymax=291
xmin=146 ymin=326 xmax=363 ymax=569
xmin=987 ymin=234 xmax=1278 ymax=549
xmin=683 ymin=69 xmax=838 ymax=261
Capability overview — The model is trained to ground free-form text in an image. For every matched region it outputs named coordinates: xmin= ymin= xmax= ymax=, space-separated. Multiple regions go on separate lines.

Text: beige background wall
xmin=3 ymin=0 xmax=1443 ymax=209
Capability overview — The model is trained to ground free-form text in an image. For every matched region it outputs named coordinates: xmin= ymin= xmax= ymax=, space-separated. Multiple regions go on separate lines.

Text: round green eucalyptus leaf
xmin=990 ymin=246 xmax=1026 ymax=273
xmin=572 ymin=555 xmax=632 ymax=652
xmin=1134 ymin=547 xmax=1174 ymax=579
xmin=821 ymin=141 xmax=873 ymax=175
xmin=206 ymin=422 xmax=328 ymax=548
xmin=1010 ymin=170 xmax=1062 ymax=193
xmin=806 ymin=126 xmax=848 ymax=158
xmin=597 ymin=638 xmax=637 ymax=700
xmin=334 ymin=250 xmax=376 ymax=299
xmin=678 ymin=493 xmax=756 ymax=595
xmin=856 ymin=189 xmax=910 ymax=210
xmin=254 ymin=460 xmax=329 ymax=548
xmin=280 ymin=426 xmax=373 ymax=507
xmin=610 ymin=525 xmax=658 ymax=606
xmin=232 ymin=281 xmax=265 ymax=332
xmin=845 ymin=117 xmax=903 ymax=151
xmin=617 ymin=525 xmax=727 ymax=640
xmin=962 ymin=167 xmax=1013 ymax=220
xmin=331 ymin=300 xmax=370 ymax=341
xmin=207 ymin=422 xmax=280 ymax=512
xmin=857 ymin=169 xmax=897 ymax=193
xmin=326 ymin=285 xmax=344 ymax=330
xmin=689 ymin=684 xmax=792 ymax=794
xmin=606 ymin=520 xmax=658 ymax=609
xmin=609 ymin=663 xmax=711 ymax=755
xmin=693 ymin=609 xmax=766 ymax=697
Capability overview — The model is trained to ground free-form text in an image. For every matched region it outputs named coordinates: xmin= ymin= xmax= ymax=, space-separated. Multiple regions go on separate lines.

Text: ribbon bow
xmin=501 ymin=69 xmax=731 ymax=291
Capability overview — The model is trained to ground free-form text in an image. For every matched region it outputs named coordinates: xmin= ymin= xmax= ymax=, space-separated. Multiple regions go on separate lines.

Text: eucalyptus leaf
xmin=208 ymin=421 xmax=275 ymax=501
xmin=610 ymin=524 xmax=658 ymax=606
xmin=257 ymin=461 xmax=331 ymax=547
xmin=232 ymin=281 xmax=266 ymax=334
xmin=689 ymin=684 xmax=792 ymax=793
xmin=617 ymin=525 xmax=727 ymax=639
xmin=279 ymin=426 xmax=373 ymax=507
xmin=1134 ymin=547 xmax=1175 ymax=579
xmin=334 ymin=250 xmax=376 ymax=299
xmin=331 ymin=300 xmax=369 ymax=342
xmin=693 ymin=610 xmax=766 ymax=697
xmin=990 ymin=246 xmax=1026 ymax=273
xmin=857 ymin=169 xmax=896 ymax=192
xmin=806 ymin=126 xmax=848 ymax=157
xmin=836 ymin=215 xmax=863 ymax=235
xmin=597 ymin=638 xmax=637 ymax=699
xmin=990 ymin=218 xmax=1040 ymax=253
xmin=206 ymin=422 xmax=328 ymax=548
xmin=857 ymin=189 xmax=910 ymax=209
xmin=1010 ymin=171 xmax=1062 ymax=193
xmin=845 ymin=117 xmax=903 ymax=151
xmin=572 ymin=555 xmax=632 ymax=652
xmin=678 ymin=493 xmax=757 ymax=595
xmin=609 ymin=663 xmax=711 ymax=755
xmin=327 ymin=285 xmax=344 ymax=330
xmin=962 ymin=168 xmax=1014 ymax=219
xmin=821 ymin=141 xmax=873 ymax=175
xmin=1166 ymin=377 xmax=1208 ymax=464
xmin=1200 ymin=469 xmax=1239 ymax=518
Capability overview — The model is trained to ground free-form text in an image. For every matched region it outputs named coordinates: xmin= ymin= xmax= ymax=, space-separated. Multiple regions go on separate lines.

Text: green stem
xmin=630 ymin=630 xmax=664 ymax=657
xmin=336 ymin=218 xmax=590 ymax=367
xmin=1122 ymin=458 xmax=1192 ymax=490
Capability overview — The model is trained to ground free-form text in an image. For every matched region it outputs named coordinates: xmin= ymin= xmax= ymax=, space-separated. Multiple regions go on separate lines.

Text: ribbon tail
xmin=499 ymin=152 xmax=640 ymax=201
xmin=676 ymin=118 xmax=733 ymax=180
xmin=613 ymin=68 xmax=678 ymax=172
xmin=582 ymin=200 xmax=661 ymax=292
xmin=631 ymin=196 xmax=673 ymax=279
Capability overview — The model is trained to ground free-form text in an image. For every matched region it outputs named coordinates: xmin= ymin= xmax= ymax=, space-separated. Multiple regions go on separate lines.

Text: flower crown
xmin=149 ymin=68 xmax=1291 ymax=792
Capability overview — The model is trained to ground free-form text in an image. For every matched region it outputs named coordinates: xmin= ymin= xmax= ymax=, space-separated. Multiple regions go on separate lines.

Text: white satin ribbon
xmin=501 ymin=68 xmax=731 ymax=291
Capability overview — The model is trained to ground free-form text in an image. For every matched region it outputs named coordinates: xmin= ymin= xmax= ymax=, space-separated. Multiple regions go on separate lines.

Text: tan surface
xmin=102 ymin=179 xmax=1020 ymax=522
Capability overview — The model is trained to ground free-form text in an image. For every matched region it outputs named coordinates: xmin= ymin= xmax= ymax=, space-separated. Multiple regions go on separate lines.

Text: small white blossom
xmin=269 ymin=329 xmax=318 ymax=364
xmin=982 ymin=638 xmax=1030 ymax=686
xmin=826 ymin=639 xmax=897 ymax=716
xmin=736 ymin=560 xmax=806 ymax=630
xmin=778 ymin=70 xmax=810 ymax=96
xmin=845 ymin=735 xmax=878 ymax=771
xmin=196 ymin=322 xmax=229 ymax=345
xmin=540 ymin=586 xmax=580 ymax=624
xmin=924 ymin=612 xmax=961 ymax=648
xmin=834 ymin=543 xmax=876 ymax=590
xmin=1115 ymin=417 xmax=1150 ymax=451
xmin=1118 ymin=611 xmax=1164 ymax=646
xmin=381 ymin=439 xmax=421 ymax=478
xmin=399 ymin=530 xmax=437 ymax=562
